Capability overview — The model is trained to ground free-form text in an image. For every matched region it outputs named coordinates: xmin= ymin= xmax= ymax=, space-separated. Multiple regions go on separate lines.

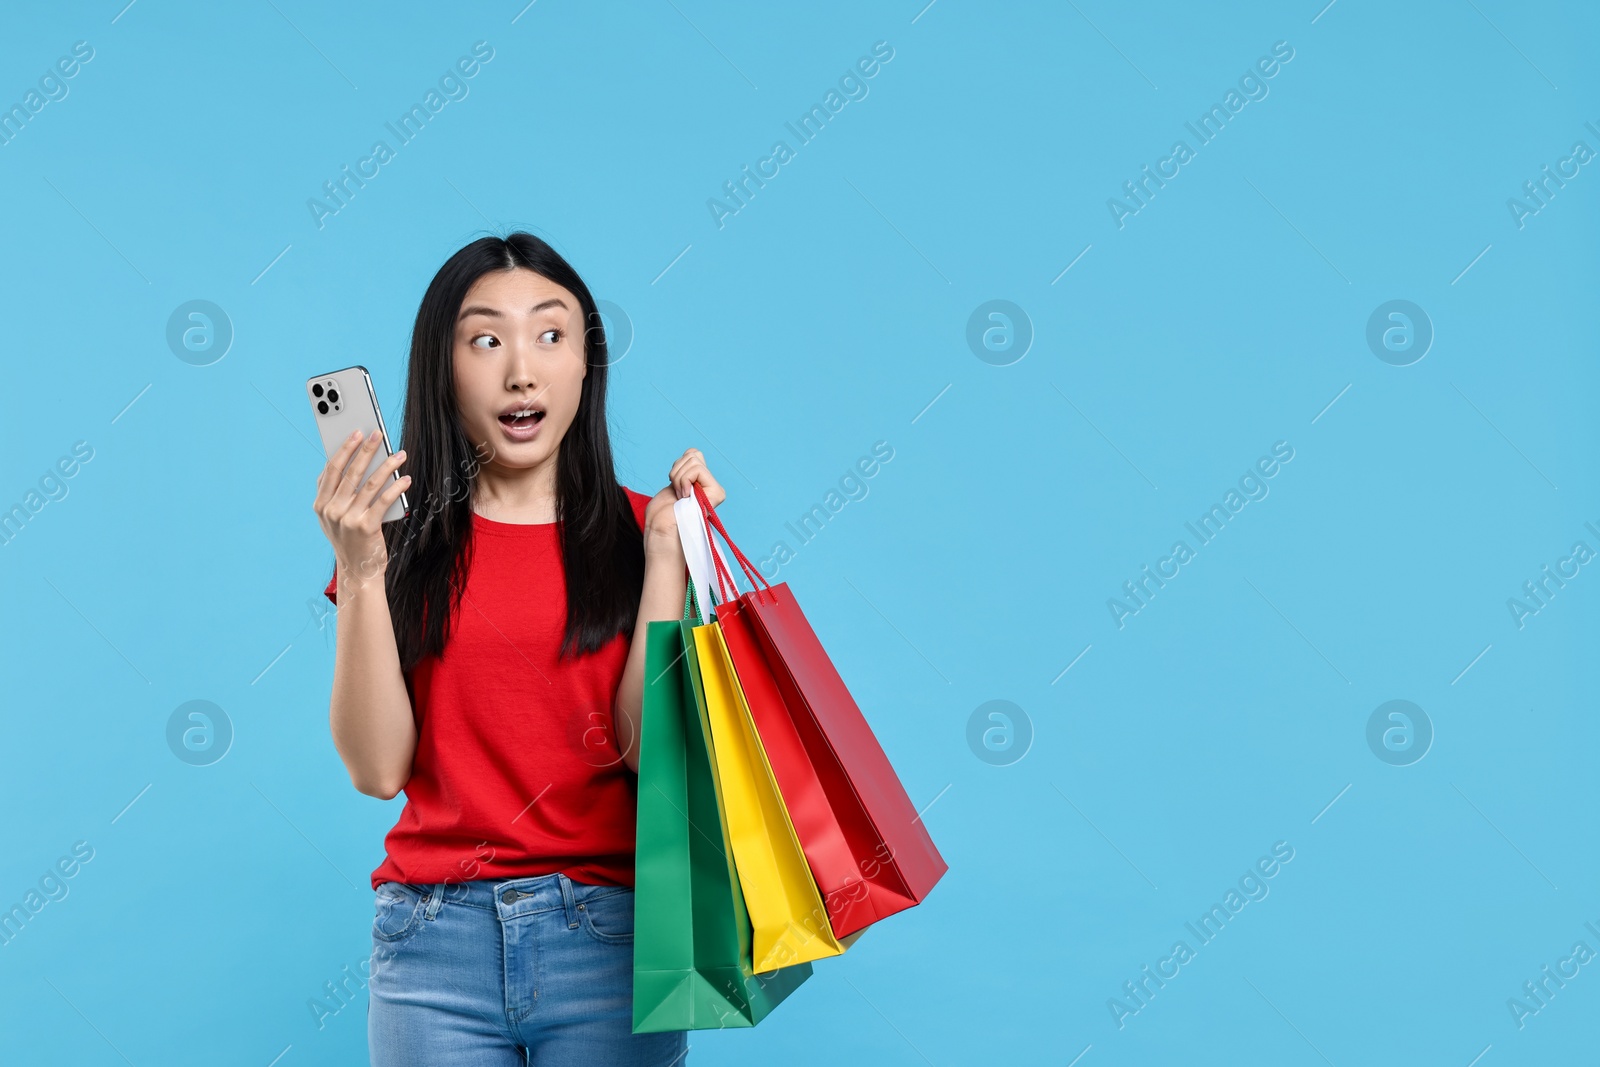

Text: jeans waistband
xmin=411 ymin=871 xmax=620 ymax=927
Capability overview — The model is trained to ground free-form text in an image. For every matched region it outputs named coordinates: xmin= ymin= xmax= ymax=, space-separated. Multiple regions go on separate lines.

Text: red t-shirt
xmin=324 ymin=487 xmax=654 ymax=890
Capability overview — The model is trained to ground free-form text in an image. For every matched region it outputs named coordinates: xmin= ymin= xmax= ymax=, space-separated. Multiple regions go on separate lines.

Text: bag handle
xmin=674 ymin=492 xmax=735 ymax=615
xmin=707 ymin=524 xmax=744 ymax=605
xmin=691 ymin=483 xmax=771 ymax=596
xmin=680 ymin=581 xmax=702 ymax=623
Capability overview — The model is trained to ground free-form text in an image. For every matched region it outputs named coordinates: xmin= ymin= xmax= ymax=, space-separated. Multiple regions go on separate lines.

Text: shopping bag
xmin=673 ymin=495 xmax=847 ymax=970
xmin=632 ymin=583 xmax=812 ymax=1034
xmin=685 ymin=483 xmax=949 ymax=940
xmin=691 ymin=616 xmax=845 ymax=971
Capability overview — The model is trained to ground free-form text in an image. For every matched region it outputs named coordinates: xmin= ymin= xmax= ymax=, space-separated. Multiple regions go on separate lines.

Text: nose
xmin=502 ymin=348 xmax=539 ymax=394
xmin=508 ymin=379 xmax=551 ymax=407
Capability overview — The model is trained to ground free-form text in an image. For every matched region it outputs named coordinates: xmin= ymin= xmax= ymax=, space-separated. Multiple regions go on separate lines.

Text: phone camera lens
xmin=327 ymin=389 xmax=340 ymax=403
xmin=312 ymin=383 xmax=324 ymax=397
xmin=317 ymin=400 xmax=329 ymax=415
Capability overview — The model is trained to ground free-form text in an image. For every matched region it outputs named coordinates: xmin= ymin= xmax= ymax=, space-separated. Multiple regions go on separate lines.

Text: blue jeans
xmin=367 ymin=872 xmax=689 ymax=1066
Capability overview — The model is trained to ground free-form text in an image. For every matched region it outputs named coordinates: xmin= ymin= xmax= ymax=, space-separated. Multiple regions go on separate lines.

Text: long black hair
xmin=378 ymin=232 xmax=645 ymax=670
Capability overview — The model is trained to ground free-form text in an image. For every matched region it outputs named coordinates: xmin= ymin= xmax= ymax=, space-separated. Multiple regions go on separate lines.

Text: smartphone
xmin=307 ymin=365 xmax=408 ymax=523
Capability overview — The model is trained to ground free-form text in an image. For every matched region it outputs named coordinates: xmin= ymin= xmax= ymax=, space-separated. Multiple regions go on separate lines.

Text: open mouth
xmin=498 ymin=408 xmax=546 ymax=430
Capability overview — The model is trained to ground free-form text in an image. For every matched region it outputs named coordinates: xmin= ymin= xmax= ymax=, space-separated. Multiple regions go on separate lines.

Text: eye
xmin=471 ymin=333 xmax=498 ymax=349
xmin=539 ymin=328 xmax=562 ymax=344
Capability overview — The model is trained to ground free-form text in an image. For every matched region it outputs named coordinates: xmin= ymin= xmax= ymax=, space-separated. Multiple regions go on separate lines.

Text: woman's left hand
xmin=644 ymin=448 xmax=725 ymax=550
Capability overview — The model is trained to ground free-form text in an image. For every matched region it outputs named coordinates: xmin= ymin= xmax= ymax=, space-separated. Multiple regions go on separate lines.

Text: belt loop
xmin=424 ymin=883 xmax=445 ymax=920
xmin=558 ymin=873 xmax=579 ymax=929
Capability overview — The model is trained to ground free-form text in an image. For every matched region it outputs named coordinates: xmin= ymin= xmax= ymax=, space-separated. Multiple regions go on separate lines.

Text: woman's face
xmin=451 ymin=267 xmax=588 ymax=473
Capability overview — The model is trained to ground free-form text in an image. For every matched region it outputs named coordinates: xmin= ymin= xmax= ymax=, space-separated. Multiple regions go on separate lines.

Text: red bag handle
xmin=692 ymin=482 xmax=771 ymax=597
xmin=684 ymin=483 xmax=744 ymax=605
xmin=709 ymin=534 xmax=742 ymax=605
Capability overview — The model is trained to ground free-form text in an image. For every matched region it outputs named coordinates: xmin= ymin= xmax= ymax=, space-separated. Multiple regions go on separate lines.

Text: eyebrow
xmin=458 ymin=298 xmax=569 ymax=321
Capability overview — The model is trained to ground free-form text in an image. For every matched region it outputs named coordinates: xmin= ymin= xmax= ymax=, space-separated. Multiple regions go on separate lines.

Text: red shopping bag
xmin=689 ymin=484 xmax=947 ymax=939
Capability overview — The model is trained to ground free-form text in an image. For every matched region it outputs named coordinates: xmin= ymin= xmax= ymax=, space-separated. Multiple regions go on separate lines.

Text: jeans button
xmin=501 ymin=888 xmax=517 ymax=904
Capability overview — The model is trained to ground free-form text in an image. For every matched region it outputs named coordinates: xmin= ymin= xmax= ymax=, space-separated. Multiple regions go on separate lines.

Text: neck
xmin=472 ymin=451 xmax=560 ymax=523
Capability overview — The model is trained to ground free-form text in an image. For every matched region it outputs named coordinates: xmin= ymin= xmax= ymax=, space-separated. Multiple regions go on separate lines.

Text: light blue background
xmin=1 ymin=1 xmax=1595 ymax=1064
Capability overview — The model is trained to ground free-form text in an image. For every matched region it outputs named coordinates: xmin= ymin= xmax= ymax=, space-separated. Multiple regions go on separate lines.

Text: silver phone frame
xmin=307 ymin=364 xmax=410 ymax=522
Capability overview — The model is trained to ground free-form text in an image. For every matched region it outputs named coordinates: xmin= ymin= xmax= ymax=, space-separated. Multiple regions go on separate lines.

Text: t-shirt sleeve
xmin=626 ymin=487 xmax=651 ymax=531
xmin=324 ymin=570 xmax=337 ymax=605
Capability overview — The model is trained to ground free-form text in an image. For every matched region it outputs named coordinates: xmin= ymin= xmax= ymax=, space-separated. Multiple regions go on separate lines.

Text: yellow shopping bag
xmin=691 ymin=619 xmax=845 ymax=972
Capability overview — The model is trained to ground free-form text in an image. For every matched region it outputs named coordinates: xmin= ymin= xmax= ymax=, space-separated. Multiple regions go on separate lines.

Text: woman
xmin=313 ymin=232 xmax=715 ymax=1065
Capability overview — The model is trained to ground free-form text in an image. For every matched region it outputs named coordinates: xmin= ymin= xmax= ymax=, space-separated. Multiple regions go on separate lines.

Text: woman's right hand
xmin=313 ymin=430 xmax=410 ymax=579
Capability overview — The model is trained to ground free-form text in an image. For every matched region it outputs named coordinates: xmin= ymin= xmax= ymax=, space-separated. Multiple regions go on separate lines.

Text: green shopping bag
xmin=632 ymin=585 xmax=813 ymax=1033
